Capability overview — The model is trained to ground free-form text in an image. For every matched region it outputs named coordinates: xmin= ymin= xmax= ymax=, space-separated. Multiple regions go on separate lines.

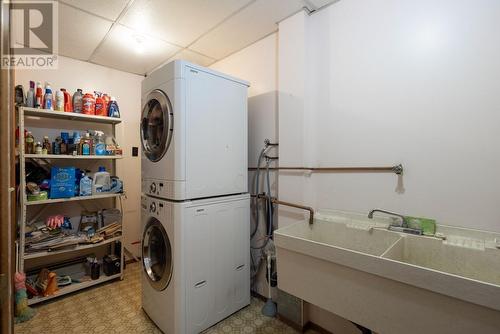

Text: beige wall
xmin=15 ymin=56 xmax=143 ymax=257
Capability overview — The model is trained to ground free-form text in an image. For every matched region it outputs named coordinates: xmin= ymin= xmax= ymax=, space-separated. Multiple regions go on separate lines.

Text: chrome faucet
xmin=368 ymin=209 xmax=423 ymax=235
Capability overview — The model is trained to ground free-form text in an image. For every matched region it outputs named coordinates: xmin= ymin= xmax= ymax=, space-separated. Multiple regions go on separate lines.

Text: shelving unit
xmin=27 ymin=273 xmax=122 ymax=305
xmin=25 ymin=154 xmax=123 ymax=160
xmin=17 ymin=106 xmax=125 ymax=303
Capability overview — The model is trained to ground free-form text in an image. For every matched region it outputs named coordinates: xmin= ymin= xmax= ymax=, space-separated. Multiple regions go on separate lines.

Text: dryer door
xmin=141 ymin=89 xmax=173 ymax=162
xmin=142 ymin=217 xmax=173 ymax=291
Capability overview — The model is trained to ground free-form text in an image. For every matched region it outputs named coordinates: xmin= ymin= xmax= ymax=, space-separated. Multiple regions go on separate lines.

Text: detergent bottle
xmin=92 ymin=166 xmax=111 ymax=194
xmin=94 ymin=92 xmax=106 ymax=116
xmin=35 ymin=82 xmax=43 ymax=108
xmin=61 ymin=88 xmax=72 ymax=112
xmin=26 ymin=81 xmax=35 ymax=108
xmin=82 ymin=93 xmax=95 ymax=115
xmin=108 ymin=97 xmax=120 ymax=118
xmin=79 ymin=171 xmax=92 ymax=196
xmin=55 ymin=90 xmax=64 ymax=111
xmin=72 ymin=89 xmax=83 ymax=113
xmin=43 ymin=84 xmax=53 ymax=110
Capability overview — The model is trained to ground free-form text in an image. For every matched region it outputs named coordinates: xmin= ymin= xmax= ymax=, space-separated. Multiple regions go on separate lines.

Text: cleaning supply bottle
xmin=55 ymin=90 xmax=64 ymax=111
xmin=92 ymin=166 xmax=111 ymax=194
xmin=72 ymin=89 xmax=83 ymax=113
xmin=82 ymin=93 xmax=95 ymax=115
xmin=35 ymin=82 xmax=43 ymax=108
xmin=43 ymin=84 xmax=53 ymax=110
xmin=72 ymin=132 xmax=81 ymax=155
xmin=108 ymin=97 xmax=120 ymax=118
xmin=102 ymin=94 xmax=110 ymax=114
xmin=79 ymin=171 xmax=92 ymax=196
xmin=26 ymin=81 xmax=35 ymax=108
xmin=42 ymin=136 xmax=51 ymax=154
xmin=61 ymin=88 xmax=72 ymax=112
xmin=25 ymin=131 xmax=34 ymax=154
xmin=94 ymin=92 xmax=106 ymax=116
xmin=79 ymin=132 xmax=92 ymax=155
xmin=93 ymin=131 xmax=106 ymax=155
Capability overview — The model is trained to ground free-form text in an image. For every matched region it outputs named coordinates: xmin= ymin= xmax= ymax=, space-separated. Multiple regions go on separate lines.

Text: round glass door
xmin=141 ymin=89 xmax=173 ymax=162
xmin=142 ymin=218 xmax=172 ymax=291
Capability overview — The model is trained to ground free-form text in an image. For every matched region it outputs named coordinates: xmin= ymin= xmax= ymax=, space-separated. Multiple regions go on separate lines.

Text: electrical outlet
xmin=132 ymin=147 xmax=138 ymax=157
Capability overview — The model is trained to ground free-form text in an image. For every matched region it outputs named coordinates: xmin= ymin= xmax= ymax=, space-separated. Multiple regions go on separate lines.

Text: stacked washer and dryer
xmin=140 ymin=60 xmax=250 ymax=334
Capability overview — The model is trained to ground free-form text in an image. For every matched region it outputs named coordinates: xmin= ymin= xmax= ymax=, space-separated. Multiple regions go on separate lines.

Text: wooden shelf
xmin=25 ymin=154 xmax=123 ymax=160
xmin=22 ymin=107 xmax=122 ymax=124
xmin=24 ymin=236 xmax=122 ymax=260
xmin=26 ymin=193 xmax=122 ymax=206
xmin=27 ymin=273 xmax=122 ymax=305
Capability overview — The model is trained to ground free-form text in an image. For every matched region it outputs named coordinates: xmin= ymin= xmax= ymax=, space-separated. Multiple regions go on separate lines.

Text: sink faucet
xmin=368 ymin=209 xmax=422 ymax=235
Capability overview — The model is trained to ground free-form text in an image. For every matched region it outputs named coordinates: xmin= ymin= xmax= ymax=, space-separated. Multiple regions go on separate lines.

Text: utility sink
xmin=274 ymin=210 xmax=500 ymax=323
xmin=382 ymin=235 xmax=500 ymax=287
xmin=278 ymin=218 xmax=401 ymax=256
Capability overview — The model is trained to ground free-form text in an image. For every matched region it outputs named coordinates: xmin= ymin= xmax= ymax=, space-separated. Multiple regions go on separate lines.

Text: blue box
xmin=50 ymin=167 xmax=76 ymax=198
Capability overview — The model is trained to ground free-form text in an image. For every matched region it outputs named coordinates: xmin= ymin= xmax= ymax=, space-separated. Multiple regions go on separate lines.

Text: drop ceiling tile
xmin=59 ymin=0 xmax=128 ymax=21
xmin=90 ymin=24 xmax=181 ymax=75
xmin=307 ymin=0 xmax=339 ymax=10
xmin=164 ymin=49 xmax=215 ymax=68
xmin=119 ymin=0 xmax=252 ymax=47
xmin=58 ymin=3 xmax=113 ymax=60
xmin=190 ymin=0 xmax=305 ymax=60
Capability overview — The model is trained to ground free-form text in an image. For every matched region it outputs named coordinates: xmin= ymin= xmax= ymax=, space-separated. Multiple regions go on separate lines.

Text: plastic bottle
xmin=72 ymin=132 xmax=81 ymax=155
xmin=55 ymin=90 xmax=64 ymax=111
xmin=35 ymin=82 xmax=43 ymax=108
xmin=102 ymin=94 xmax=110 ymax=114
xmin=94 ymin=92 xmax=106 ymax=116
xmin=108 ymin=97 xmax=120 ymax=118
xmin=43 ymin=84 xmax=53 ymax=110
xmin=93 ymin=166 xmax=111 ymax=194
xmin=72 ymin=89 xmax=83 ymax=113
xmin=35 ymin=142 xmax=42 ymax=154
xmin=25 ymin=131 xmax=34 ymax=154
xmin=61 ymin=88 xmax=72 ymax=112
xmin=79 ymin=171 xmax=93 ymax=196
xmin=82 ymin=93 xmax=95 ymax=115
xmin=60 ymin=132 xmax=69 ymax=155
xmin=26 ymin=81 xmax=35 ymax=108
xmin=93 ymin=131 xmax=106 ymax=155
xmin=42 ymin=136 xmax=51 ymax=154
xmin=80 ymin=132 xmax=92 ymax=155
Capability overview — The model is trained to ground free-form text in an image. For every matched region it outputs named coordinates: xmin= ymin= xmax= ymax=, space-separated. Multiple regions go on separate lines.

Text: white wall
xmin=211 ymin=33 xmax=279 ymax=296
xmin=15 ymin=56 xmax=143 ymax=256
xmin=279 ymin=0 xmax=500 ymax=233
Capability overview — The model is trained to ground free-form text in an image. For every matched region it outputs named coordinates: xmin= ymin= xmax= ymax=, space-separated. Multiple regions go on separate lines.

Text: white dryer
xmin=141 ymin=194 xmax=250 ymax=334
xmin=141 ymin=60 xmax=249 ymax=200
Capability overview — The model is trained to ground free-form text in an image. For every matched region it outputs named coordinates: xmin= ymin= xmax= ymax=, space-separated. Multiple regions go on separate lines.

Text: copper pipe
xmin=248 ymin=164 xmax=403 ymax=175
xmin=252 ymin=194 xmax=314 ymax=225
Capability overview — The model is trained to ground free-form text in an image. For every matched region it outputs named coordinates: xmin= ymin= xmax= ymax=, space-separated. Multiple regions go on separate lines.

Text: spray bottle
xmin=26 ymin=81 xmax=35 ymax=108
xmin=35 ymin=82 xmax=43 ymax=108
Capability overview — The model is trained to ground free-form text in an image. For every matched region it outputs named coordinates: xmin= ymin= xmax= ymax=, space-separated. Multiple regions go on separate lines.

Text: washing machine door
xmin=142 ymin=217 xmax=173 ymax=291
xmin=141 ymin=89 xmax=173 ymax=162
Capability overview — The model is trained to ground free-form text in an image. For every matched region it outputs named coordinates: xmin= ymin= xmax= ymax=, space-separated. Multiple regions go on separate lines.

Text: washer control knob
xmin=149 ymin=202 xmax=156 ymax=213
xmin=150 ymin=182 xmax=157 ymax=193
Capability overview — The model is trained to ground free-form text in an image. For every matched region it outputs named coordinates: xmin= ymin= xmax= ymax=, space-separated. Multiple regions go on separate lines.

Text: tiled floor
xmin=15 ymin=262 xmax=317 ymax=334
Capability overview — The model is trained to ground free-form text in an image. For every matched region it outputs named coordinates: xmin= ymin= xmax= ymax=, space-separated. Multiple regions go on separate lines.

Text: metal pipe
xmin=252 ymin=194 xmax=314 ymax=225
xmin=248 ymin=164 xmax=403 ymax=175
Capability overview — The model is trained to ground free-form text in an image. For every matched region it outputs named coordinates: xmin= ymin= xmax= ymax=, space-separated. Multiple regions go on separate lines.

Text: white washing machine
xmin=141 ymin=194 xmax=250 ymax=334
xmin=141 ymin=60 xmax=249 ymax=200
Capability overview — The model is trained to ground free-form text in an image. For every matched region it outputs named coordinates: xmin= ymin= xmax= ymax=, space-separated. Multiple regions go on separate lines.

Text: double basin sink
xmin=274 ymin=211 xmax=500 ymax=311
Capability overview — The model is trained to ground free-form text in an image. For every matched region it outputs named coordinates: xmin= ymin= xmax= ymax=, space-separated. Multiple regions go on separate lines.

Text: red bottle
xmin=94 ymin=91 xmax=106 ymax=116
xmin=61 ymin=88 xmax=73 ymax=112
xmin=82 ymin=93 xmax=95 ymax=115
xmin=102 ymin=94 xmax=111 ymax=115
